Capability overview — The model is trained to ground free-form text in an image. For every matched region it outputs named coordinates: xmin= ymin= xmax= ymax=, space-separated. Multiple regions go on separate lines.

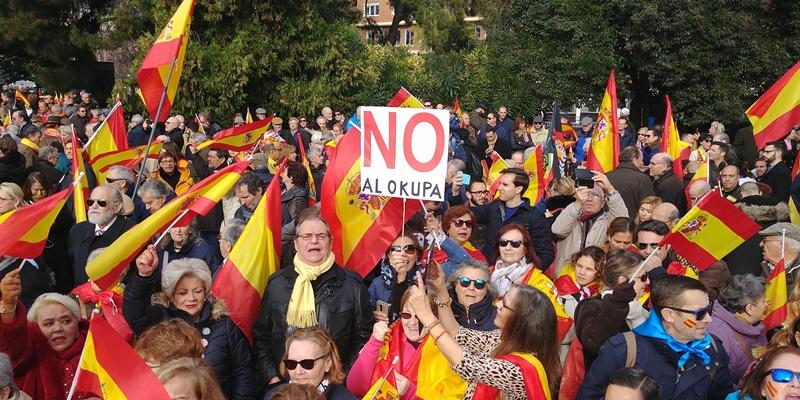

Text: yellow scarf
xmin=286 ymin=252 xmax=335 ymax=328
xmin=20 ymin=137 xmax=39 ymax=153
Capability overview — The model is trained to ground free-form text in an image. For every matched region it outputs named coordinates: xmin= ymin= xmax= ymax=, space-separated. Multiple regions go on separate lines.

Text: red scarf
xmin=472 ymin=353 xmax=551 ymax=400
xmin=554 ymin=275 xmax=600 ymax=300
xmin=72 ymin=282 xmax=133 ymax=343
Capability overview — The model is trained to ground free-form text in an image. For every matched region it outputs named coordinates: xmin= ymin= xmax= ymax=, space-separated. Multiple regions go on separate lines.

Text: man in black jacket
xmin=252 ymin=217 xmax=372 ymax=385
xmin=649 ymin=153 xmax=686 ymax=213
xmin=607 ymin=146 xmax=655 ymax=219
xmin=762 ymin=140 xmax=792 ymax=202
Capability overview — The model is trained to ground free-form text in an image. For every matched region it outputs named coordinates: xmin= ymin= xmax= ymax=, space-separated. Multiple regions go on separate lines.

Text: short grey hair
xmin=0 ymin=182 xmax=24 ymax=203
xmin=0 ymin=352 xmax=17 ymax=394
xmin=718 ymin=274 xmax=766 ymax=313
xmin=138 ymin=179 xmax=173 ymax=198
xmin=447 ymin=159 xmax=466 ymax=175
xmin=190 ymin=132 xmax=208 ymax=144
xmin=107 ymin=165 xmax=135 ymax=186
xmin=739 ymin=182 xmax=760 ymax=197
xmin=38 ymin=145 xmax=58 ymax=161
xmin=221 ymin=219 xmax=246 ymax=245
xmin=27 ymin=293 xmax=81 ymax=322
xmin=161 ymin=258 xmax=213 ymax=298
xmin=307 ymin=145 xmax=323 ymax=159
xmin=446 ymin=260 xmax=498 ymax=300
xmin=131 ymin=114 xmax=144 ymax=124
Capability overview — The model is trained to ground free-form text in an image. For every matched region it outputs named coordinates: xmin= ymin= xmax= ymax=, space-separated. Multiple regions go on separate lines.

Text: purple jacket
xmin=706 ymin=302 xmax=767 ymax=385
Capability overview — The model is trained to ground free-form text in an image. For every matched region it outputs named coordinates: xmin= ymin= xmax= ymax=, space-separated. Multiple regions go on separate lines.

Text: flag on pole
xmin=585 ymin=70 xmax=619 ymax=173
xmin=521 ymin=267 xmax=572 ymax=343
xmin=295 ymin=131 xmax=317 ymax=205
xmin=90 ymin=143 xmax=164 ymax=184
xmin=86 ymin=162 xmax=249 ymax=290
xmin=2 ymin=113 xmax=10 ymax=127
xmin=85 ymin=101 xmax=128 ymax=161
xmin=523 ymin=145 xmax=546 ymax=204
xmin=543 ymin=100 xmax=564 ymax=180
xmin=485 ymin=154 xmax=510 ymax=199
xmin=195 ymin=114 xmax=206 ymax=134
xmin=659 ymin=190 xmax=761 ymax=271
xmin=0 ymin=186 xmax=74 ymax=258
xmin=136 ymin=0 xmax=195 ymax=122
xmin=387 ymin=87 xmax=424 ymax=109
xmin=15 ymin=89 xmax=30 ymax=108
xmin=70 ymin=130 xmax=90 ymax=222
xmin=764 ymin=257 xmax=788 ymax=330
xmin=196 ymin=118 xmax=272 ymax=152
xmin=74 ymin=314 xmax=171 ymax=399
xmin=745 ymin=61 xmax=800 ymax=149
xmin=661 ymin=95 xmax=692 ymax=177
xmin=452 ymin=97 xmax=463 ymax=118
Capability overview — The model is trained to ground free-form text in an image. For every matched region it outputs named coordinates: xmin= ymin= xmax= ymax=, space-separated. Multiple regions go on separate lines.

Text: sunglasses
xmin=769 ymin=368 xmax=800 ymax=384
xmin=300 ymin=119 xmax=307 ymax=122
xmin=458 ymin=277 xmax=487 ymax=289
xmin=452 ymin=219 xmax=474 ymax=228
xmin=86 ymin=199 xmax=108 ymax=207
xmin=390 ymin=245 xmax=416 ymax=255
xmin=636 ymin=242 xmax=659 ymax=250
xmin=667 ymin=301 xmax=714 ymax=321
xmin=283 ymin=354 xmax=328 ymax=371
xmin=400 ymin=312 xmax=418 ymax=320
xmin=498 ymin=239 xmax=523 ymax=248
xmin=637 ymin=273 xmax=649 ymax=283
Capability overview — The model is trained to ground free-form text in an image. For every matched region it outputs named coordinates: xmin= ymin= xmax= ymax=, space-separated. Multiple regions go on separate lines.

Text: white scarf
xmin=491 ymin=257 xmax=530 ymax=296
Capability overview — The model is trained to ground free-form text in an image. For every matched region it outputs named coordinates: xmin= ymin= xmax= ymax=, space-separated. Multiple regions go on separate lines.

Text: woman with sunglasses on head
xmin=425 ymin=206 xmax=487 ymax=278
xmin=727 ymin=346 xmax=800 ymax=400
xmin=367 ymin=232 xmax=423 ymax=323
xmin=268 ymin=327 xmax=355 ymax=400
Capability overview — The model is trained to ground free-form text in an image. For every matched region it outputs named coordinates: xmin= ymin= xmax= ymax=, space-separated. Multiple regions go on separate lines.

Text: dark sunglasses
xmin=667 ymin=301 xmax=714 ymax=321
xmin=400 ymin=312 xmax=418 ymax=320
xmin=105 ymin=178 xmax=125 ymax=184
xmin=637 ymin=273 xmax=649 ymax=283
xmin=498 ymin=239 xmax=523 ymax=248
xmin=86 ymin=199 xmax=108 ymax=207
xmin=300 ymin=119 xmax=307 ymax=122
xmin=452 ymin=219 xmax=474 ymax=228
xmin=390 ymin=245 xmax=416 ymax=255
xmin=458 ymin=277 xmax=487 ymax=289
xmin=283 ymin=354 xmax=328 ymax=370
xmin=768 ymin=368 xmax=800 ymax=384
xmin=636 ymin=242 xmax=659 ymax=250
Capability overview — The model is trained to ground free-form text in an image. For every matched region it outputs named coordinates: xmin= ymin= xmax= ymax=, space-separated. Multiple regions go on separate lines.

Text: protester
xmin=425 ymin=205 xmax=487 ymax=277
xmin=0 ymin=182 xmax=23 ymax=214
xmin=761 ymin=140 xmax=791 ymax=202
xmin=607 ymin=146 xmax=655 ymax=219
xmin=636 ymin=195 xmax=662 ymax=225
xmin=556 ymin=246 xmax=605 ymax=358
xmin=605 ymin=216 xmax=635 ymax=251
xmin=156 ymin=357 xmax=226 ymax=400
xmin=134 ymin=319 xmax=205 ymax=369
xmin=649 ymin=153 xmax=685 ymax=211
xmin=444 ymin=260 xmax=498 ymax=331
xmin=759 ymin=223 xmax=800 ymax=289
xmin=0 ymin=137 xmax=26 ymax=187
xmin=731 ymin=346 xmax=800 ymax=400
xmin=604 ymin=367 xmax=660 ymax=400
xmin=280 ymin=161 xmax=310 ymax=232
xmin=154 ymin=150 xmax=193 ymax=195
xmin=367 ymin=232 xmax=422 ymax=323
xmin=490 ymin=223 xmax=547 ymax=296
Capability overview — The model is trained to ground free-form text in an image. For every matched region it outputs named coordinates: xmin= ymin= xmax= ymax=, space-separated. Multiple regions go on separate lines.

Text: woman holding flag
xmin=424 ymin=206 xmax=487 ymax=278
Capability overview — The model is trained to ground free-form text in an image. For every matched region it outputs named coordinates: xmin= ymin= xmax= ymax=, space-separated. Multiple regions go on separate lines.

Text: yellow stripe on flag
xmin=416 ymin=337 xmax=468 ymax=399
xmin=334 ymin=160 xmax=374 ymax=262
xmin=673 ymin=207 xmax=748 ymax=259
xmin=79 ymin=331 xmax=127 ymax=398
xmin=585 ymin=71 xmax=618 ymax=173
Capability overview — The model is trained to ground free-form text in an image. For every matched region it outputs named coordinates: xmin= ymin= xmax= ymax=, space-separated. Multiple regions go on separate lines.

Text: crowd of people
xmin=1 ymin=88 xmax=800 ymax=400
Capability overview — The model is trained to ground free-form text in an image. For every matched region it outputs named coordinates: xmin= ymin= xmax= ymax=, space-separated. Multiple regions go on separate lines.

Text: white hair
xmin=27 ymin=293 xmax=81 ymax=322
xmin=161 ymin=258 xmax=213 ymax=298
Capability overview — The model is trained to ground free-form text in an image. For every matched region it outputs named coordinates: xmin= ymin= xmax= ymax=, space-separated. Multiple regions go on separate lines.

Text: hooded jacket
xmin=705 ymin=302 xmax=766 ymax=384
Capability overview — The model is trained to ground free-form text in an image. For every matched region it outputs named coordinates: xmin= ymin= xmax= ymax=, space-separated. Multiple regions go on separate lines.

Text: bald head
xmin=739 ymin=182 xmax=760 ymax=198
xmin=652 ymin=202 xmax=679 ymax=228
xmin=688 ymin=181 xmax=711 ymax=207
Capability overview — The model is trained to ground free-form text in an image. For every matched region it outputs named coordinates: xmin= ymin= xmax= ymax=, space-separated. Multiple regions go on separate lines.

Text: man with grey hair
xmin=649 ymin=152 xmax=685 ymax=211
xmin=0 ymin=352 xmax=27 ymax=400
xmin=651 ymin=202 xmax=680 ymax=229
xmin=128 ymin=114 xmax=147 ymax=147
xmin=738 ymin=181 xmax=760 ymax=198
xmin=321 ymin=106 xmax=334 ymax=129
xmin=219 ymin=218 xmax=247 ymax=263
xmin=137 ymin=179 xmax=174 ymax=214
xmin=28 ymin=145 xmax=61 ymax=190
xmin=760 ymin=222 xmax=800 ymax=288
xmin=69 ymin=184 xmax=134 ymax=285
xmin=106 ymin=165 xmax=148 ymax=222
xmin=687 ymin=181 xmax=711 ymax=208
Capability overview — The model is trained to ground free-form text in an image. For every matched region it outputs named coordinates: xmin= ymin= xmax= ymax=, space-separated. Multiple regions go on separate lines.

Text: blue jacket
xmin=579 ymin=332 xmax=734 ymax=400
xmin=576 ymin=132 xmax=591 ymax=164
xmin=367 ymin=261 xmax=421 ymax=321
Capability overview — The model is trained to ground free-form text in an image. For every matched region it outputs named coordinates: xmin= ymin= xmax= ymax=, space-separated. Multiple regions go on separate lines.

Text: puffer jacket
xmin=123 ymin=272 xmax=260 ymax=400
xmin=725 ymin=195 xmax=789 ymax=276
xmin=705 ymin=302 xmax=766 ymax=384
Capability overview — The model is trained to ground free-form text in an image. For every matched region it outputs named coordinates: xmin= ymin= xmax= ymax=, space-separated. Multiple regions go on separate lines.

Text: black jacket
xmin=26 ymin=158 xmax=63 ymax=192
xmin=725 ymin=196 xmax=789 ymax=277
xmin=607 ymin=162 xmax=655 ymax=219
xmin=0 ymin=151 xmax=26 ymax=186
xmin=469 ymin=199 xmax=554 ymax=268
xmin=68 ymin=217 xmax=135 ymax=285
xmin=252 ymin=263 xmax=373 ymax=383
xmin=653 ymin=170 xmax=686 ymax=213
xmin=762 ymin=160 xmax=791 ymax=202
xmin=127 ymin=122 xmax=148 ymax=147
xmin=123 ymin=272 xmax=260 ymax=399
xmin=166 ymin=127 xmax=185 ymax=151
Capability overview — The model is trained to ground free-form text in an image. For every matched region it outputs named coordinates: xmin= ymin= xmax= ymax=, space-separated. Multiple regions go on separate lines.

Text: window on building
xmin=405 ymin=30 xmax=414 ymax=46
xmin=475 ymin=26 xmax=482 ymax=38
xmin=365 ymin=3 xmax=379 ymax=17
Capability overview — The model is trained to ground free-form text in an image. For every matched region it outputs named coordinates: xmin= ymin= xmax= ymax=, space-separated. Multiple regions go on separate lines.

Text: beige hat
xmin=272 ymin=116 xmax=283 ymax=125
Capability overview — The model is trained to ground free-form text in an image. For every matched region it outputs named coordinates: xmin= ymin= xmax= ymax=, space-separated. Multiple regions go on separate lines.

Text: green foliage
xmin=414 ymin=1 xmax=477 ymax=53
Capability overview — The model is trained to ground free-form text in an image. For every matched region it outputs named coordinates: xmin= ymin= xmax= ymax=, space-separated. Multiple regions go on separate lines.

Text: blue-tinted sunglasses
xmin=769 ymin=368 xmax=800 ymax=383
xmin=458 ymin=277 xmax=486 ymax=289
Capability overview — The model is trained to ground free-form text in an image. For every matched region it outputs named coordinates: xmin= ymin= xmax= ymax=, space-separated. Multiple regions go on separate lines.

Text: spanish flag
xmin=295 ymin=131 xmax=317 ymax=205
xmin=136 ymin=0 xmax=194 ymax=122
xmin=211 ymin=162 xmax=283 ymax=343
xmin=523 ymin=145 xmax=545 ymax=204
xmin=14 ymin=89 xmax=30 ymax=108
xmin=692 ymin=157 xmax=710 ymax=184
xmin=764 ymin=257 xmax=788 ymax=330
xmin=745 ymin=61 xmax=800 ymax=149
xmin=362 ymin=373 xmax=400 ymax=400
xmin=453 ymin=97 xmax=463 ymax=119
xmin=197 ymin=118 xmax=272 ymax=152
xmin=666 ymin=260 xmax=700 ymax=280
xmin=661 ymin=95 xmax=692 ymax=177
xmin=660 ymin=189 xmax=761 ymax=271
xmin=521 ymin=267 xmax=573 ymax=343
xmin=2 ymin=113 xmax=10 ymax=127
xmin=86 ymin=161 xmax=249 ymax=290
xmin=472 ymin=352 xmax=551 ymax=400
xmin=70 ymin=130 xmax=90 ymax=223
xmin=386 ymin=87 xmax=424 ymax=109
xmin=585 ymin=70 xmax=619 ymax=173
xmin=74 ymin=314 xmax=171 ymax=399
xmin=85 ymin=101 xmax=128 ymax=162
xmin=485 ymin=154 xmax=510 ymax=199
xmin=554 ymin=263 xmax=602 ymax=299
xmin=90 ymin=143 xmax=163 ymax=184
xmin=0 ymin=186 xmax=74 ymax=258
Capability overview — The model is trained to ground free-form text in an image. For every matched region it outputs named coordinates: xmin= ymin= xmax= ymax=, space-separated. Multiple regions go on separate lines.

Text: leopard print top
xmin=452 ymin=327 xmax=533 ymax=400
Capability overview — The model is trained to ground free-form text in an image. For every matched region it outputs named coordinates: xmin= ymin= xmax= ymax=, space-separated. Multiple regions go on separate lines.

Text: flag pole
xmin=153 ymin=209 xmax=191 ymax=247
xmin=628 ymin=247 xmax=660 ymax=283
xmin=367 ymin=356 xmax=400 ymax=400
xmin=132 ymin=57 xmax=179 ymax=201
xmin=66 ymin=313 xmax=96 ymax=400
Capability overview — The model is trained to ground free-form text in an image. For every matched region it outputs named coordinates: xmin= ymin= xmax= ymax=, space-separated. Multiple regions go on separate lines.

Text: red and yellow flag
xmin=136 ymin=0 xmax=194 ymax=122
xmin=90 ymin=143 xmax=163 ymax=184
xmin=660 ymin=190 xmax=761 ymax=271
xmin=70 ymin=130 xmax=90 ymax=223
xmin=85 ymin=101 xmax=128 ymax=162
xmin=523 ymin=145 xmax=545 ymax=204
xmin=386 ymin=87 xmax=424 ymax=108
xmin=197 ymin=118 xmax=272 ymax=152
xmin=362 ymin=373 xmax=400 ymax=400
xmin=86 ymin=161 xmax=249 ymax=290
xmin=2 ymin=113 xmax=10 ymax=127
xmin=211 ymin=162 xmax=283 ymax=343
xmin=521 ymin=267 xmax=573 ymax=343
xmin=295 ymin=131 xmax=317 ymax=205
xmin=764 ymin=257 xmax=788 ymax=330
xmin=452 ymin=97 xmax=463 ymax=118
xmin=554 ymin=263 xmax=602 ymax=298
xmin=0 ymin=186 xmax=74 ymax=258
xmin=74 ymin=314 xmax=171 ymax=399
xmin=746 ymin=61 xmax=800 ymax=149
xmin=692 ymin=157 xmax=710 ymax=184
xmin=473 ymin=352 xmax=551 ymax=400
xmin=666 ymin=261 xmax=700 ymax=280
xmin=485 ymin=154 xmax=510 ymax=199
xmin=661 ymin=95 xmax=692 ymax=177
xmin=585 ymin=70 xmax=619 ymax=173
xmin=15 ymin=89 xmax=30 ymax=108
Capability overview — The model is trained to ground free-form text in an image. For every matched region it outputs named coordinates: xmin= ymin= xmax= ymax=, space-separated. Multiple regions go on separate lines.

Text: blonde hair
xmin=280 ymin=327 xmax=345 ymax=384
xmin=27 ymin=293 xmax=81 ymax=322
xmin=635 ymin=195 xmax=663 ymax=224
xmin=161 ymin=258 xmax=212 ymax=298
xmin=156 ymin=358 xmax=225 ymax=400
xmin=547 ymin=176 xmax=575 ymax=197
xmin=0 ymin=182 xmax=24 ymax=204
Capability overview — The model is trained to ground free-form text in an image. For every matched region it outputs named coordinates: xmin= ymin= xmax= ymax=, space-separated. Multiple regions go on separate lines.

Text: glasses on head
xmin=498 ymin=239 xmax=523 ymax=248
xmin=390 ymin=244 xmax=416 ymax=255
xmin=452 ymin=219 xmax=474 ymax=228
xmin=469 ymin=190 xmax=489 ymax=196
xmin=86 ymin=199 xmax=108 ymax=207
xmin=458 ymin=277 xmax=487 ymax=289
xmin=283 ymin=354 xmax=328 ymax=371
xmin=769 ymin=369 xmax=800 ymax=384
xmin=666 ymin=301 xmax=714 ymax=321
xmin=296 ymin=233 xmax=330 ymax=242
xmin=636 ymin=242 xmax=659 ymax=250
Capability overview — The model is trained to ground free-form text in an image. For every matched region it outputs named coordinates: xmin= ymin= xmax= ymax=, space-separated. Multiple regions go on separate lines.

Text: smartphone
xmin=574 ymin=168 xmax=595 ymax=188
xmin=461 ymin=173 xmax=471 ymax=186
xmin=376 ymin=300 xmax=390 ymax=315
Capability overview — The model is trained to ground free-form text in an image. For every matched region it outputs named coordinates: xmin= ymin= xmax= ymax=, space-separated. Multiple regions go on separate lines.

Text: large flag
xmin=14 ymin=89 xmax=30 ymax=108
xmin=764 ymin=257 xmax=788 ymax=330
xmin=2 ymin=113 xmax=9 ymax=127
xmin=485 ymin=154 xmax=510 ymax=199
xmin=136 ymin=0 xmax=195 ymax=122
xmin=661 ymin=95 xmax=692 ymax=177
xmin=90 ymin=143 xmax=163 ymax=184
xmin=197 ymin=118 xmax=272 ymax=152
xmin=86 ymin=161 xmax=249 ymax=290
xmin=74 ymin=314 xmax=171 ymax=399
xmin=745 ymin=61 xmax=800 ymax=149
xmin=85 ymin=101 xmax=128 ymax=161
xmin=211 ymin=163 xmax=284 ymax=343
xmin=521 ymin=267 xmax=572 ymax=343
xmin=386 ymin=87 xmax=424 ymax=108
xmin=70 ymin=130 xmax=90 ymax=222
xmin=473 ymin=352 xmax=551 ymax=400
xmin=0 ymin=186 xmax=74 ymax=258
xmin=523 ymin=145 xmax=546 ymax=204
xmin=585 ymin=70 xmax=619 ymax=173
xmin=660 ymin=189 xmax=761 ymax=271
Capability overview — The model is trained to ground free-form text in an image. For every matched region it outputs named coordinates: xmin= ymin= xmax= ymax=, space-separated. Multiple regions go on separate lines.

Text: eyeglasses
xmin=159 ymin=159 xmax=176 ymax=164
xmin=499 ymin=298 xmax=515 ymax=312
xmin=458 ymin=277 xmax=487 ymax=289
xmin=637 ymin=273 xmax=649 ymax=283
xmin=334 ymin=113 xmax=342 ymax=116
xmin=452 ymin=219 xmax=474 ymax=228
xmin=498 ymin=239 xmax=523 ymax=248
xmin=666 ymin=301 xmax=714 ymax=321
xmin=86 ymin=199 xmax=109 ymax=207
xmin=636 ymin=242 xmax=659 ymax=250
xmin=389 ymin=244 xmax=416 ymax=255
xmin=768 ymin=368 xmax=800 ymax=384
xmin=296 ymin=233 xmax=330 ymax=241
xmin=469 ymin=190 xmax=489 ymax=196
xmin=283 ymin=354 xmax=328 ymax=371
xmin=300 ymin=119 xmax=307 ymax=122
xmin=400 ymin=312 xmax=418 ymax=320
